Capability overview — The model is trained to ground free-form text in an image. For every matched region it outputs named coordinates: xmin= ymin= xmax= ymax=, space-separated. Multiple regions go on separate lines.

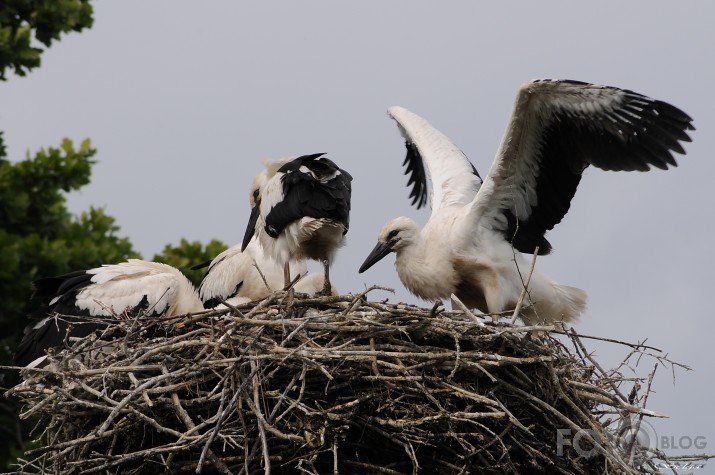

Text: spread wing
xmin=469 ymin=79 xmax=694 ymax=255
xmin=388 ymin=106 xmax=482 ymax=218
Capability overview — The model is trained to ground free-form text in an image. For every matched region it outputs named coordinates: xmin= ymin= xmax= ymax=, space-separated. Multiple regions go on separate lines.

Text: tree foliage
xmin=0 ymin=137 xmax=230 ymax=469
xmin=0 ymin=136 xmax=140 ymax=467
xmin=0 ymin=2 xmax=229 ymax=469
xmin=0 ymin=0 xmax=93 ymax=80
xmin=0 ymin=137 xmax=137 ymax=329
xmin=1 ymin=2 xmax=95 ymax=467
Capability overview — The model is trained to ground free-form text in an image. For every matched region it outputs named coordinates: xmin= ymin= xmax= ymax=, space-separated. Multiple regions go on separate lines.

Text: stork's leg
xmin=320 ymin=259 xmax=332 ymax=295
xmin=283 ymin=260 xmax=295 ymax=309
xmin=483 ymin=284 xmax=506 ymax=324
xmin=283 ymin=261 xmax=291 ymax=289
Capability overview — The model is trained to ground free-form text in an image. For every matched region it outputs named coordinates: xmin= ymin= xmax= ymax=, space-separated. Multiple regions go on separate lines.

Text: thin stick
xmin=253 ymin=260 xmax=272 ymax=292
xmin=251 ymin=361 xmax=271 ymax=475
xmin=450 ymin=294 xmax=485 ymax=326
xmin=511 ymin=246 xmax=539 ymax=324
xmin=164 ymin=367 xmax=233 ymax=475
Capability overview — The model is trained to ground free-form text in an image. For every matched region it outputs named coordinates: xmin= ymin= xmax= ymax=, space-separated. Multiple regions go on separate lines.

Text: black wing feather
xmin=202 ymin=281 xmax=243 ymax=309
xmin=402 ymin=141 xmax=428 ymax=209
xmin=14 ymin=314 xmax=108 ymax=366
xmin=17 ymin=268 xmax=111 ymax=366
xmin=505 ymin=83 xmax=693 ymax=255
xmin=401 ymin=140 xmax=481 ymax=211
xmin=190 ymin=259 xmax=212 ymax=271
xmin=265 ymin=154 xmax=352 ymax=237
xmin=33 ymin=270 xmax=92 ymax=300
xmin=16 ymin=269 xmax=160 ymax=365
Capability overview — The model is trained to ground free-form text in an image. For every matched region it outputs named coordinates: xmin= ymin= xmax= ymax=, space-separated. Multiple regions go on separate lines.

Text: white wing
xmin=77 ymin=260 xmax=202 ymax=316
xmin=468 ymin=79 xmax=693 ymax=255
xmin=199 ymin=239 xmax=308 ymax=306
xmin=15 ymin=260 xmax=201 ymax=367
xmin=198 ymin=243 xmax=253 ymax=306
xmin=388 ymin=106 xmax=482 ymax=218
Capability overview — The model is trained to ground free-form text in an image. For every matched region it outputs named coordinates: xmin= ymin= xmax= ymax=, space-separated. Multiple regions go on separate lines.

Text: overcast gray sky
xmin=1 ymin=1 xmax=713 ymax=460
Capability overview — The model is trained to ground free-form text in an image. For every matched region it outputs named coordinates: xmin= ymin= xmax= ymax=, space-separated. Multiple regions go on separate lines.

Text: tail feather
xmin=522 ymin=283 xmax=587 ymax=325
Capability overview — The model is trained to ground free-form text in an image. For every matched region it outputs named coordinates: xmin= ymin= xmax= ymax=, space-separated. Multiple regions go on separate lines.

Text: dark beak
xmin=241 ymin=205 xmax=260 ymax=251
xmin=358 ymin=241 xmax=393 ymax=273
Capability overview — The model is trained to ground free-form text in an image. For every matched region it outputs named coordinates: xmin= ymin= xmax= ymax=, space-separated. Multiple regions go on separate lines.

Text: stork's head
xmin=245 ymin=165 xmax=269 ymax=208
xmin=242 ymin=158 xmax=289 ymax=251
xmin=242 ymin=179 xmax=263 ymax=252
xmin=358 ymin=217 xmax=418 ymax=273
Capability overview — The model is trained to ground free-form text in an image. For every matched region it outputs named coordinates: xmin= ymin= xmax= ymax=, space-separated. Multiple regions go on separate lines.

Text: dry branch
xmin=5 ymin=293 xmax=708 ymax=474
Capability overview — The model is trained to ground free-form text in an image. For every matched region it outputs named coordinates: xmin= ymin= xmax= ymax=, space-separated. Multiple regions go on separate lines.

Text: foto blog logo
xmin=556 ymin=419 xmax=707 ymax=459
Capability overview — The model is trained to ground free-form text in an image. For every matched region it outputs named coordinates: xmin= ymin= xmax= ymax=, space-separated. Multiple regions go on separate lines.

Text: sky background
xmin=1 ymin=1 xmax=713 ymax=460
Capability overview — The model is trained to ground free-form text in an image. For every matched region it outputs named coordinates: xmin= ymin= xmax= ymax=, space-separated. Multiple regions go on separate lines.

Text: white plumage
xmin=359 ymin=79 xmax=694 ymax=324
xmin=16 ymin=153 xmax=348 ymax=366
xmin=197 ymin=238 xmax=310 ymax=308
xmin=15 ymin=259 xmax=203 ymax=367
xmin=14 ymin=238 xmax=328 ymax=367
xmin=242 ymin=153 xmax=352 ymax=295
xmin=45 ymin=260 xmax=203 ymax=317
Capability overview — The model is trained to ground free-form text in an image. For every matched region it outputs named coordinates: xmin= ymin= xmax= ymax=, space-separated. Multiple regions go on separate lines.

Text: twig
xmin=251 ymin=361 xmax=271 ymax=475
xmin=344 ymin=285 xmax=395 ymax=316
xmin=9 ymin=294 xmax=702 ymax=474
xmin=449 ymin=293 xmax=485 ymax=326
xmin=511 ymin=246 xmax=539 ymax=324
xmin=253 ymin=261 xmax=272 ymax=292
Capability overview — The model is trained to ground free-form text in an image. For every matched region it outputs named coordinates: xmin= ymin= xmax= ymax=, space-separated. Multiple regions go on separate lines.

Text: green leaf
xmin=0 ymin=0 xmax=94 ymax=80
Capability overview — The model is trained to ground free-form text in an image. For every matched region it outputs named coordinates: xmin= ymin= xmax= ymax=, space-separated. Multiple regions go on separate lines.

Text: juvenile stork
xmin=14 ymin=240 xmax=329 ymax=367
xmin=14 ymin=259 xmax=204 ymax=367
xmin=242 ymin=153 xmax=352 ymax=295
xmin=359 ymin=79 xmax=694 ymax=324
xmin=196 ymin=237 xmax=334 ymax=308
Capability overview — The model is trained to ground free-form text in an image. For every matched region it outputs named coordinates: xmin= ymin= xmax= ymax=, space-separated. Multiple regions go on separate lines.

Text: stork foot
xmin=315 ymin=280 xmax=332 ymax=297
xmin=283 ymin=273 xmax=302 ymax=292
xmin=281 ymin=287 xmax=296 ymax=316
xmin=316 ymin=261 xmax=333 ymax=296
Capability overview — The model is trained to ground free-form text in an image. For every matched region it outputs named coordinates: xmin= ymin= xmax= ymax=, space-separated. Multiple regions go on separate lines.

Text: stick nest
xmin=6 ymin=289 xmax=694 ymax=474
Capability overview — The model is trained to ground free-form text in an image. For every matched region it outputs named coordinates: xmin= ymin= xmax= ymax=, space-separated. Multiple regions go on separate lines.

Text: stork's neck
xmin=394 ymin=227 xmax=457 ymax=301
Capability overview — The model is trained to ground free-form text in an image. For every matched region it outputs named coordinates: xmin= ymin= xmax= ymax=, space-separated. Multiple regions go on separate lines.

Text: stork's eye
xmin=252 ymin=189 xmax=259 ymax=200
xmin=387 ymin=229 xmax=399 ymax=239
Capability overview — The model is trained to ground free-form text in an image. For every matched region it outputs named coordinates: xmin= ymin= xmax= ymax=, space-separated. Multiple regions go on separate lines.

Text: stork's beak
xmin=241 ymin=205 xmax=260 ymax=251
xmin=358 ymin=241 xmax=393 ymax=273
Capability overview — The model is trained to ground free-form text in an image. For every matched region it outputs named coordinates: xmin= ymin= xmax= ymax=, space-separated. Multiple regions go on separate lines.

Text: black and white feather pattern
xmin=360 ymin=79 xmax=693 ymax=323
xmin=472 ymin=79 xmax=694 ymax=254
xmin=242 ymin=153 xmax=353 ymax=267
xmin=391 ymin=80 xmax=693 ymax=255
xmin=16 ymin=241 xmax=321 ymax=367
xmin=14 ymin=260 xmax=202 ymax=366
xmin=262 ymin=153 xmax=352 ymax=239
xmin=196 ymin=239 xmax=308 ymax=309
xmin=240 ymin=153 xmax=352 ymax=296
xmin=389 ymin=107 xmax=483 ymax=218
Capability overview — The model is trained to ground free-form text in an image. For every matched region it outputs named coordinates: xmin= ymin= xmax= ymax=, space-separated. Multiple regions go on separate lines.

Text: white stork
xmin=14 ymin=239 xmax=330 ymax=367
xmin=195 ymin=238 xmax=310 ymax=308
xmin=359 ymin=79 xmax=694 ymax=324
xmin=241 ymin=153 xmax=352 ymax=295
xmin=14 ymin=259 xmax=203 ymax=367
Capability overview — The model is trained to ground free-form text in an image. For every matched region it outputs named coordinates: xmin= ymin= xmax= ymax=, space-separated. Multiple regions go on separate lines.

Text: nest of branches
xmin=6 ymin=288 xmax=694 ymax=474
